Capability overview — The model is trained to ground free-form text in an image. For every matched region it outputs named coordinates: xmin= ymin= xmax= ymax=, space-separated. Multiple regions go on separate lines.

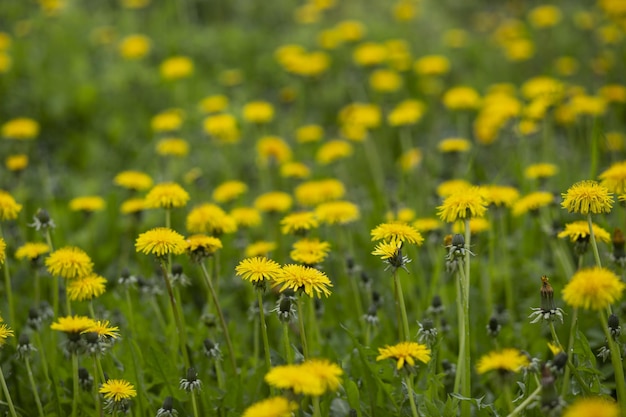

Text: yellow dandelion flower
xmin=69 ymin=196 xmax=106 ymax=213
xmin=99 ymin=379 xmax=137 ymax=402
xmin=476 ymin=348 xmax=530 ymax=374
xmin=547 ymin=342 xmax=562 ymax=356
xmin=438 ymin=137 xmax=471 ymax=153
xmin=300 ymin=359 xmax=343 ymax=392
xmin=369 ymin=69 xmax=402 ymax=93
xmin=0 ymin=237 xmax=5 ymax=265
xmin=186 ymin=203 xmax=237 ymax=235
xmin=67 ymin=273 xmax=107 ymax=301
xmin=452 ymin=217 xmax=491 ymax=235
xmin=120 ymin=198 xmax=147 ymax=214
xmin=242 ymin=397 xmax=298 ymax=417
xmin=273 ymin=264 xmax=332 ymax=298
xmin=0 ymin=190 xmax=22 ymax=220
xmin=199 ymin=94 xmax=229 ymax=114
xmin=352 ymin=42 xmax=387 ymax=67
xmin=281 ymin=212 xmax=318 ymax=235
xmin=562 ymin=267 xmax=625 ymax=311
xmin=160 ymin=56 xmax=194 ymax=80
xmin=437 ymin=186 xmax=488 ymax=223
xmin=203 ymin=113 xmax=240 ymax=143
xmin=315 ymin=200 xmax=360 ymax=225
xmin=257 ymin=136 xmax=292 ymax=165
xmin=83 ymin=320 xmax=120 ymax=339
xmin=156 ymin=138 xmax=189 ymax=157
xmin=245 ymin=241 xmax=277 ymax=258
xmin=481 ymin=185 xmax=520 ymax=208
xmin=135 ymin=227 xmax=187 ymax=257
xmin=528 ymin=5 xmax=561 ymax=28
xmin=388 ymin=100 xmax=426 ymax=127
xmin=370 ymin=222 xmax=424 ymax=245
xmin=2 ymin=118 xmax=39 ymax=140
xmin=290 ymin=238 xmax=331 ymax=265
xmin=235 ymin=257 xmax=282 ymax=284
xmin=316 ymin=140 xmax=353 ymax=165
xmin=372 ymin=240 xmax=401 ymax=261
xmin=414 ymin=55 xmax=450 ymax=76
xmin=243 ymin=101 xmax=274 ymax=124
xmin=5 ymin=154 xmax=28 ymax=172
xmin=412 ymin=218 xmax=442 ymax=233
xmin=376 ymin=341 xmax=431 ymax=370
xmin=186 ymin=234 xmax=222 ymax=260
xmin=280 ymin=161 xmax=311 ymax=179
xmin=442 ymin=86 xmax=481 ymax=110
xmin=296 ymin=124 xmax=324 ymax=143
xmin=51 ymin=315 xmax=97 ymax=334
xmin=599 ymin=161 xmax=626 ymax=194
xmin=0 ymin=323 xmax=13 ymax=347
xmin=338 ymin=103 xmax=381 ymax=129
xmin=118 ymin=34 xmax=150 ymax=60
xmin=113 ymin=170 xmax=153 ymax=191
xmin=45 ymin=247 xmax=93 ymax=279
xmin=512 ymin=191 xmax=554 ymax=216
xmin=295 ymin=179 xmax=345 ymax=206
xmin=557 ymin=221 xmax=611 ymax=243
xmin=399 ymin=148 xmax=422 ymax=172
xmin=562 ymin=397 xmax=620 ymax=417
xmin=145 ymin=182 xmax=190 ymax=209
xmin=230 ymin=207 xmax=262 ymax=228
xmin=436 ymin=179 xmax=471 ymax=198
xmin=385 ymin=208 xmax=416 ymax=223
xmin=265 ymin=364 xmax=325 ymax=396
xmin=213 ymin=180 xmax=248 ymax=203
xmin=151 ymin=109 xmax=184 ymax=132
xmin=254 ymin=192 xmax=293 ymax=213
xmin=561 ymin=180 xmax=613 ymax=215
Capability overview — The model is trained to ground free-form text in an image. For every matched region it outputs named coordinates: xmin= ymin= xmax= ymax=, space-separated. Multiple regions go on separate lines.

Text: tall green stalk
xmin=257 ymin=290 xmax=272 ymax=371
xmin=460 ymin=219 xmax=472 ymax=417
xmin=296 ymin=296 xmax=309 ymax=358
xmin=600 ymin=310 xmax=626 ymax=414
xmin=159 ymin=260 xmax=190 ymax=369
xmin=25 ymin=356 xmax=45 ymax=417
xmin=404 ymin=374 xmax=420 ymax=417
xmin=393 ymin=269 xmax=411 ymax=341
xmin=0 ymin=365 xmax=17 ymax=417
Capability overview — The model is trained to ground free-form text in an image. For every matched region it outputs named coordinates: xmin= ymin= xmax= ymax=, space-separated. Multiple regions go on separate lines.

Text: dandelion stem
xmin=312 ymin=396 xmax=322 ymax=417
xmin=25 ymin=357 xmax=45 ymax=417
xmin=296 ymin=296 xmax=309 ymax=358
xmin=93 ymin=356 xmax=102 ymax=417
xmin=460 ymin=219 xmax=472 ymax=417
xmin=404 ymin=374 xmax=420 ymax=417
xmin=505 ymin=384 xmax=541 ymax=417
xmin=159 ymin=260 xmax=190 ymax=369
xmin=215 ymin=359 xmax=225 ymax=391
xmin=191 ymin=391 xmax=200 ymax=417
xmin=200 ymin=262 xmax=236 ymax=372
xmin=71 ymin=353 xmax=79 ymax=417
xmin=0 ymin=365 xmax=17 ymax=417
xmin=282 ymin=321 xmax=293 ymax=364
xmin=561 ymin=307 xmax=578 ymax=396
xmin=548 ymin=322 xmax=562 ymax=349
xmin=600 ymin=310 xmax=626 ymax=414
xmin=587 ymin=214 xmax=603 ymax=268
xmin=503 ymin=383 xmax=514 ymax=414
xmin=393 ymin=269 xmax=411 ymax=342
xmin=256 ymin=290 xmax=272 ymax=371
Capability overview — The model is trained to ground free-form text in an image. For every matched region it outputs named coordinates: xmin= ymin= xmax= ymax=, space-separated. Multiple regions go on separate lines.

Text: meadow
xmin=0 ymin=0 xmax=626 ymax=416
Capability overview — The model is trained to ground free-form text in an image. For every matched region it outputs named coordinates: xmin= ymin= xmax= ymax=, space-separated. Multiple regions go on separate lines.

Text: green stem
xmin=71 ymin=353 xmax=79 ymax=417
xmin=453 ymin=270 xmax=464 ymax=394
xmin=0 ymin=365 xmax=17 ymax=417
xmin=34 ymin=268 xmax=41 ymax=305
xmin=308 ymin=296 xmax=321 ymax=355
xmin=587 ymin=214 xmax=602 ymax=268
xmin=159 ymin=260 xmax=190 ymax=369
xmin=282 ymin=321 xmax=293 ymax=364
xmin=191 ymin=391 xmax=200 ymax=417
xmin=561 ymin=308 xmax=578 ymax=396
xmin=312 ymin=396 xmax=322 ymax=417
xmin=549 ymin=322 xmax=562 ymax=348
xmin=200 ymin=262 xmax=236 ymax=372
xmin=503 ymin=383 xmax=514 ymax=414
xmin=94 ymin=356 xmax=102 ymax=417
xmin=296 ymin=296 xmax=309 ymax=358
xmin=125 ymin=287 xmax=137 ymax=337
xmin=215 ymin=360 xmax=225 ymax=391
xmin=25 ymin=357 xmax=45 ymax=417
xmin=600 ymin=310 xmax=626 ymax=414
xmin=461 ymin=219 xmax=472 ymax=417
xmin=393 ymin=269 xmax=411 ymax=341
xmin=404 ymin=374 xmax=420 ymax=417
xmin=257 ymin=290 xmax=272 ymax=371
xmin=505 ymin=385 xmax=541 ymax=417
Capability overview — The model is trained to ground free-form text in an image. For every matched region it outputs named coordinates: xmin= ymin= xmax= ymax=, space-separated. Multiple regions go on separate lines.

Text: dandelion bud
xmin=360 ymin=271 xmax=371 ymax=287
xmin=276 ymin=296 xmax=295 ymax=323
xmin=27 ymin=307 xmax=42 ymax=330
xmin=417 ymin=318 xmax=438 ymax=344
xmin=451 ymin=233 xmax=464 ymax=248
xmin=427 ymin=295 xmax=444 ymax=315
xmin=203 ymin=338 xmax=221 ymax=359
xmin=363 ymin=304 xmax=379 ymax=326
xmin=552 ymin=352 xmax=568 ymax=372
xmin=540 ymin=365 xmax=564 ymax=414
xmin=157 ymin=396 xmax=178 ymax=417
xmin=608 ymin=313 xmax=621 ymax=338
xmin=30 ymin=208 xmax=56 ymax=231
xmin=78 ymin=367 xmax=94 ymax=391
xmin=346 ymin=256 xmax=355 ymax=273
xmin=487 ymin=316 xmax=501 ymax=337
xmin=540 ymin=276 xmax=555 ymax=311
xmin=179 ymin=367 xmax=202 ymax=392
xmin=372 ymin=290 xmax=381 ymax=306
xmin=17 ymin=333 xmax=36 ymax=359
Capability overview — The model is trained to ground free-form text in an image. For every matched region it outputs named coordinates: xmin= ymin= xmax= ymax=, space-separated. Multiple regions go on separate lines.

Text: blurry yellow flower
xmin=599 ymin=161 xmax=626 ymax=194
xmin=281 ymin=212 xmax=318 ymax=235
xmin=369 ymin=69 xmax=402 ymax=93
xmin=438 ymin=137 xmax=471 ymax=153
xmin=113 ymin=170 xmax=153 ymax=191
xmin=273 ymin=264 xmax=332 ymax=298
xmin=84 ymin=320 xmax=119 ymax=339
xmin=569 ymin=95 xmax=607 ymax=117
xmin=554 ymin=56 xmax=578 ymax=77
xmin=436 ymin=179 xmax=471 ymax=198
xmin=315 ymin=201 xmax=360 ymax=225
xmin=186 ymin=203 xmax=237 ymax=235
xmin=521 ymin=76 xmax=564 ymax=101
xmin=605 ymin=132 xmax=625 ymax=152
xmin=335 ymin=20 xmax=366 ymax=42
xmin=290 ymin=238 xmax=331 ymax=265
xmin=203 ymin=113 xmax=240 ymax=143
xmin=186 ymin=234 xmax=222 ymax=260
xmin=438 ymin=186 xmax=487 ymax=223
xmin=160 ymin=56 xmax=194 ymax=80
xmin=452 ymin=217 xmax=491 ymax=235
xmin=67 ymin=273 xmax=107 ymax=301
xmin=212 ymin=180 xmax=247 ymax=203
xmin=338 ymin=103 xmax=381 ymax=129
xmin=242 ymin=397 xmax=298 ymax=417
xmin=220 ymin=68 xmax=243 ymax=86
xmin=121 ymin=0 xmax=150 ymax=8
xmin=118 ymin=34 xmax=150 ymax=60
xmin=156 ymin=138 xmax=189 ymax=157
xmin=316 ymin=140 xmax=353 ymax=165
xmin=255 ymin=192 xmax=293 ymax=213
xmin=412 ymin=218 xmax=442 ymax=233
xmin=563 ymin=397 xmax=619 ymax=417
xmin=135 ymin=227 xmax=186 ymax=257
xmin=558 ymin=221 xmax=611 ymax=244
xmin=46 ymin=247 xmax=93 ymax=279
xmin=5 ymin=154 xmax=28 ymax=172
xmin=385 ymin=39 xmax=412 ymax=71
xmin=385 ymin=208 xmax=415 ymax=223
xmin=399 ymin=148 xmax=422 ymax=172
xmin=377 ymin=341 xmax=431 ymax=369
xmin=151 ymin=109 xmax=183 ymax=132
xmin=295 ymin=179 xmax=345 ymax=206
xmin=296 ymin=124 xmax=324 ymax=143
xmin=69 ymin=196 xmax=106 ymax=213
xmin=0 ymin=190 xmax=22 ymax=221
xmin=2 ymin=118 xmax=39 ymax=140
xmin=299 ymin=359 xmax=343 ymax=393
xmin=39 ymin=0 xmax=66 ymax=16
xmin=597 ymin=25 xmax=622 ymax=45
xmin=476 ymin=348 xmax=530 ymax=374
xmin=120 ymin=198 xmax=147 ymax=214
xmin=524 ymin=163 xmax=558 ymax=180
xmin=245 ymin=241 xmax=277 ymax=258
xmin=145 ymin=182 xmax=189 ymax=209
xmin=230 ymin=207 xmax=262 ymax=228
xmin=0 ymin=33 xmax=11 ymax=51
xmin=442 ymin=86 xmax=481 ymax=110
xmin=257 ymin=136 xmax=292 ymax=165
xmin=388 ymin=100 xmax=425 ymax=126
xmin=443 ymin=28 xmax=467 ymax=48
xmin=528 ymin=5 xmax=562 ymax=28
xmin=392 ymin=0 xmax=418 ymax=21
xmin=371 ymin=222 xmax=424 ymax=245
xmin=598 ymin=84 xmax=626 ymax=103
xmin=561 ymin=180 xmax=613 ymax=215
xmin=317 ymin=28 xmax=342 ymax=50
xmin=563 ymin=267 xmax=624 ymax=310
xmin=280 ymin=161 xmax=311 ymax=179
xmin=15 ymin=242 xmax=50 ymax=262
xmin=184 ymin=167 xmax=203 ymax=184
xmin=243 ymin=101 xmax=274 ymax=124
xmin=199 ymin=95 xmax=229 ymax=113
xmin=353 ymin=42 xmax=387 ymax=67
xmin=414 ymin=55 xmax=450 ymax=76
xmin=512 ymin=191 xmax=554 ymax=216
xmin=480 ymin=185 xmax=520 ymax=208
xmin=573 ymin=11 xmax=594 ymax=30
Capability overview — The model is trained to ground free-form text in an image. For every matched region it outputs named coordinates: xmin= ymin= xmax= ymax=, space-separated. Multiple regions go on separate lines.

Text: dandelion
xmin=5 ymin=154 xmax=28 ymax=172
xmin=296 ymin=124 xmax=324 ymax=143
xmin=281 ymin=162 xmax=311 ymax=179
xmin=199 ymin=94 xmax=228 ymax=113
xmin=242 ymin=396 xmax=298 ymax=417
xmin=436 ymin=179 xmax=471 ymax=198
xmin=438 ymin=137 xmax=471 ymax=153
xmin=412 ymin=218 xmax=442 ymax=233
xmin=476 ymin=348 xmax=530 ymax=374
xmin=135 ymin=227 xmax=187 ymax=258
xmin=254 ymin=192 xmax=293 ymax=213
xmin=113 ymin=170 xmax=153 ymax=191
xmin=316 ymin=140 xmax=353 ymax=165
xmin=156 ymin=138 xmax=189 ymax=157
xmin=84 ymin=320 xmax=120 ymax=339
xmin=0 ymin=323 xmax=14 ymax=346
xmin=273 ymin=264 xmax=332 ymax=298
xmin=69 ymin=196 xmax=106 ymax=213
xmin=99 ymin=379 xmax=137 ymax=402
xmin=512 ymin=191 xmax=554 ymax=216
xmin=388 ymin=100 xmax=425 ymax=127
xmin=257 ymin=136 xmax=291 ymax=165
xmin=245 ymin=241 xmax=277 ymax=258
xmin=51 ymin=315 xmax=97 ymax=334
xmin=442 ymin=86 xmax=481 ymax=110
xmin=481 ymin=185 xmax=520 ymax=208
xmin=243 ymin=101 xmax=275 ymax=124
xmin=437 ymin=186 xmax=487 ymax=223
xmin=376 ymin=341 xmax=431 ymax=370
xmin=315 ymin=200 xmax=360 ymax=225
xmin=562 ymin=397 xmax=620 ymax=417
xmin=0 ymin=190 xmax=22 ymax=220
xmin=557 ymin=221 xmax=611 ymax=243
xmin=212 ymin=180 xmax=248 ymax=203
xmin=414 ymin=55 xmax=450 ymax=76
xmin=145 ymin=183 xmax=190 ymax=209
xmin=2 ymin=118 xmax=39 ymax=139
xmin=562 ymin=267 xmax=624 ymax=311
xmin=290 ymin=238 xmax=331 ymax=265
xmin=295 ymin=179 xmax=345 ymax=206
xmin=45 ymin=247 xmax=93 ymax=279
xmin=371 ymin=222 xmax=424 ymax=245
xmin=160 ymin=56 xmax=194 ymax=80
xmin=300 ymin=359 xmax=343 ymax=392
xmin=281 ymin=212 xmax=318 ymax=235
xmin=561 ymin=180 xmax=613 ymax=215
xmin=231 ymin=207 xmax=262 ymax=228
xmin=120 ymin=198 xmax=147 ymax=215
xmin=118 ymin=34 xmax=150 ymax=59
xmin=265 ymin=364 xmax=325 ymax=396
xmin=67 ymin=273 xmax=107 ymax=301
xmin=186 ymin=203 xmax=237 ymax=236
xmin=151 ymin=109 xmax=184 ymax=132
xmin=186 ymin=234 xmax=222 ymax=262
xmin=599 ymin=161 xmax=626 ymax=194
xmin=235 ymin=257 xmax=282 ymax=285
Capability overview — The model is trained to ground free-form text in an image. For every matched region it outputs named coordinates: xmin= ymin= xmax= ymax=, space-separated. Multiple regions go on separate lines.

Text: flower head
xmin=6 ymin=154 xmax=28 ymax=172
xmin=512 ymin=191 xmax=554 ymax=216
xmin=376 ymin=341 xmax=431 ymax=370
xmin=0 ymin=323 xmax=14 ymax=348
xmin=69 ymin=196 xmax=106 ymax=213
xmin=235 ymin=257 xmax=282 ymax=285
xmin=230 ymin=207 xmax=262 ymax=228
xmin=476 ymin=348 xmax=530 ymax=374
xmin=113 ymin=170 xmax=153 ymax=191
xmin=0 ymin=190 xmax=22 ymax=220
xmin=265 ymin=359 xmax=342 ymax=396
xmin=557 ymin=221 xmax=611 ymax=243
xmin=45 ymin=247 xmax=94 ymax=279
xmin=99 ymin=379 xmax=137 ymax=402
xmin=254 ymin=192 xmax=293 ymax=213
xmin=243 ymin=101 xmax=274 ymax=124
xmin=242 ymin=396 xmax=298 ymax=417
xmin=562 ymin=267 xmax=625 ymax=310
xmin=120 ymin=198 xmax=147 ymax=214
xmin=438 ymin=137 xmax=471 ymax=153
xmin=51 ymin=315 xmax=97 ymax=334
xmin=84 ymin=320 xmax=120 ymax=339
xmin=186 ymin=203 xmax=237 ymax=235
xmin=212 ymin=180 xmax=248 ymax=203
xmin=145 ymin=183 xmax=190 ymax=209
xmin=118 ymin=34 xmax=151 ymax=60
xmin=524 ymin=163 xmax=558 ymax=180
xmin=561 ymin=180 xmax=613 ymax=215
xmin=186 ymin=234 xmax=222 ymax=261
xmin=135 ymin=227 xmax=187 ymax=257
xmin=315 ymin=200 xmax=360 ymax=225
xmin=481 ymin=185 xmax=520 ymax=208
xmin=300 ymin=359 xmax=343 ymax=393
xmin=2 ymin=118 xmax=39 ymax=139
xmin=437 ymin=186 xmax=488 ymax=223
xmin=245 ymin=241 xmax=277 ymax=258
xmin=599 ymin=160 xmax=626 ymax=194
xmin=273 ymin=264 xmax=332 ymax=298
xmin=443 ymin=87 xmax=480 ymax=110
xmin=290 ymin=238 xmax=331 ymax=266
xmin=562 ymin=397 xmax=619 ymax=417
xmin=281 ymin=212 xmax=318 ymax=235
xmin=412 ymin=218 xmax=442 ymax=233
xmin=295 ymin=179 xmax=345 ymax=206
xmin=67 ymin=273 xmax=107 ymax=301
xmin=371 ymin=222 xmax=424 ymax=245
xmin=156 ymin=138 xmax=189 ymax=157
xmin=160 ymin=56 xmax=194 ymax=80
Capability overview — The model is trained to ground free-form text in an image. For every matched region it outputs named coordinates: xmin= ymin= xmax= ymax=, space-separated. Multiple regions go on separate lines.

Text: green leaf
xmin=345 ymin=379 xmax=362 ymax=417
